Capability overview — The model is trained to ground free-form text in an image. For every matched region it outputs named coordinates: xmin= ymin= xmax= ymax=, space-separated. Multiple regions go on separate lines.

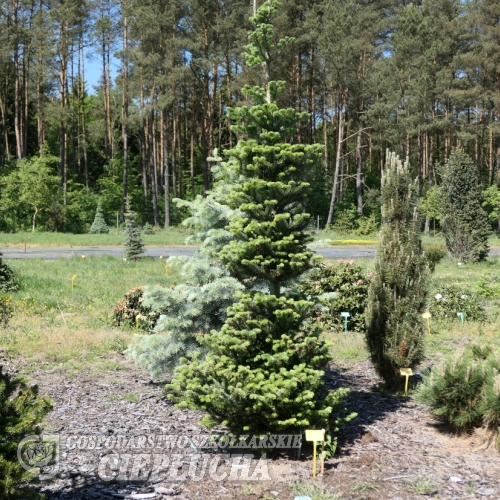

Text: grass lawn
xmin=324 ymin=255 xmax=500 ymax=369
xmin=2 ymin=228 xmax=500 ymax=249
xmin=0 ymin=227 xmax=191 ymax=248
xmin=0 ymin=253 xmax=499 ymax=374
xmin=0 ymin=256 xmax=181 ymax=371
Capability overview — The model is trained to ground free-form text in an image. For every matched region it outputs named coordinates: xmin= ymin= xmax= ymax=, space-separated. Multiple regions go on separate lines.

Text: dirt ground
xmin=3 ymin=351 xmax=500 ymax=500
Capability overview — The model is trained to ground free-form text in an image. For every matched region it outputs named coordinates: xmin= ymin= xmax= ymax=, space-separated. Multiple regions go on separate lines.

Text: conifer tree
xmin=167 ymin=0 xmax=350 ymax=436
xmin=123 ymin=195 xmax=144 ymax=260
xmin=89 ymin=200 xmax=109 ymax=234
xmin=440 ymin=150 xmax=491 ymax=262
xmin=0 ymin=366 xmax=52 ymax=499
xmin=365 ymin=151 xmax=427 ymax=389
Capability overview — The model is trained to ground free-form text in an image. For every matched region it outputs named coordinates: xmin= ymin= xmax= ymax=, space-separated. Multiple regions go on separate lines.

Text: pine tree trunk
xmin=162 ymin=107 xmax=170 ymax=228
xmin=326 ymin=97 xmax=343 ymax=226
xmin=356 ymin=131 xmax=363 ymax=215
xmin=121 ymin=12 xmax=129 ymax=218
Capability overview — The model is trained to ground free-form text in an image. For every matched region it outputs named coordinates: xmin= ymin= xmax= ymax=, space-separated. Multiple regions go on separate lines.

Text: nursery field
xmin=1 ymin=255 xmax=500 ymax=499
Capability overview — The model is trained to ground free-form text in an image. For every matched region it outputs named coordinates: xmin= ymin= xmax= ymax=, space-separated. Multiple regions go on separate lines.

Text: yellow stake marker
xmin=400 ymin=368 xmax=413 ymax=395
xmin=136 ymin=314 xmax=142 ymax=331
xmin=422 ymin=311 xmax=431 ymax=335
xmin=165 ymin=263 xmax=169 ymax=279
xmin=81 ymin=255 xmax=86 ymax=260
xmin=71 ymin=274 xmax=77 ymax=293
xmin=305 ymin=429 xmax=325 ymax=478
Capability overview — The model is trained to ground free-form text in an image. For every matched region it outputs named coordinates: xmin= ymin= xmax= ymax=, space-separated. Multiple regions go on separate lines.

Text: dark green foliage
xmin=89 ymin=200 xmax=109 ymax=234
xmin=0 ymin=255 xmax=19 ymax=292
xmin=113 ymin=286 xmax=158 ymax=331
xmin=167 ymin=293 xmax=348 ymax=433
xmin=429 ymin=286 xmax=485 ymax=322
xmin=482 ymin=374 xmax=500 ymax=430
xmin=300 ymin=261 xmax=370 ymax=332
xmin=365 ymin=151 xmax=428 ymax=389
xmin=423 ymin=244 xmax=447 ymax=273
xmin=123 ymin=195 xmax=144 ymax=260
xmin=0 ymin=366 xmax=52 ymax=499
xmin=440 ymin=150 xmax=491 ymax=263
xmin=417 ymin=346 xmax=500 ymax=441
xmin=168 ymin=0 xmax=351 ymax=439
xmin=417 ymin=355 xmax=486 ymax=430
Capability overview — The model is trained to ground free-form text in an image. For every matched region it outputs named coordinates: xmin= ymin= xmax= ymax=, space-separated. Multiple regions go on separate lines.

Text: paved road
xmin=1 ymin=245 xmax=377 ymax=260
xmin=2 ymin=245 xmax=499 ymax=260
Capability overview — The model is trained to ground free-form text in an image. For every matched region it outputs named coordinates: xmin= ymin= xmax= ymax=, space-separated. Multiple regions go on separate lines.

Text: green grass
xmin=0 ymin=256 xmax=182 ymax=363
xmin=0 ymin=227 xmax=191 ymax=248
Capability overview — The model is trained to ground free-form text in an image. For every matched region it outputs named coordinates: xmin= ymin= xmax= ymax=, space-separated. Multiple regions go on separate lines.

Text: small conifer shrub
xmin=365 ymin=151 xmax=428 ymax=389
xmin=417 ymin=345 xmax=500 ymax=443
xmin=0 ymin=365 xmax=52 ymax=499
xmin=440 ymin=150 xmax=491 ymax=262
xmin=167 ymin=293 xmax=349 ymax=433
xmin=0 ymin=254 xmax=19 ymax=292
xmin=89 ymin=200 xmax=109 ymax=234
xmin=123 ymin=195 xmax=144 ymax=260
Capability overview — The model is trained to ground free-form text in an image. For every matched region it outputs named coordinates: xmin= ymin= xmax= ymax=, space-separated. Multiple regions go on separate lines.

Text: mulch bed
xmin=2 ymin=351 xmax=499 ymax=500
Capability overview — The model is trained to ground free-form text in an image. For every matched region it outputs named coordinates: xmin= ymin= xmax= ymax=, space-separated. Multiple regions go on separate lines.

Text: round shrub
xmin=416 ymin=352 xmax=486 ymax=430
xmin=423 ymin=244 xmax=447 ymax=273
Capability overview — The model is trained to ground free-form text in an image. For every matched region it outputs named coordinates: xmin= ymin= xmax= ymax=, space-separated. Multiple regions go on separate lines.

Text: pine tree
xmin=365 ymin=151 xmax=427 ymax=389
xmin=0 ymin=366 xmax=52 ymax=499
xmin=123 ymin=195 xmax=144 ymax=260
xmin=89 ymin=200 xmax=109 ymax=234
xmin=167 ymin=0 xmax=351 ymax=436
xmin=440 ymin=150 xmax=491 ymax=262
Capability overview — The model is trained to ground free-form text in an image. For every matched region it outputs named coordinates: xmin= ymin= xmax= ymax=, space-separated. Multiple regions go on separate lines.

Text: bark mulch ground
xmin=3 ymin=351 xmax=499 ymax=500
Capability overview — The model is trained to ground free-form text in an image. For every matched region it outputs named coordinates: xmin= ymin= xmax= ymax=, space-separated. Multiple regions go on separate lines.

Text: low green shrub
xmin=429 ymin=285 xmax=485 ymax=322
xmin=143 ymin=222 xmax=155 ymax=235
xmin=423 ymin=244 xmax=447 ymax=272
xmin=417 ymin=345 xmax=500 ymax=444
xmin=0 ymin=255 xmax=19 ymax=292
xmin=299 ymin=261 xmax=371 ymax=332
xmin=0 ymin=365 xmax=52 ymax=499
xmin=474 ymin=273 xmax=500 ymax=299
xmin=353 ymin=216 xmax=379 ymax=236
xmin=416 ymin=353 xmax=486 ymax=430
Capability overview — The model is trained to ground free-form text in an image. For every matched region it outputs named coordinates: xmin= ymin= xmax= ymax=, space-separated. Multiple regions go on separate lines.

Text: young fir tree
xmin=440 ymin=150 xmax=491 ymax=262
xmin=167 ymin=0 xmax=350 ymax=436
xmin=365 ymin=151 xmax=427 ymax=389
xmin=89 ymin=200 xmax=109 ymax=234
xmin=0 ymin=366 xmax=52 ymax=499
xmin=123 ymin=195 xmax=144 ymax=260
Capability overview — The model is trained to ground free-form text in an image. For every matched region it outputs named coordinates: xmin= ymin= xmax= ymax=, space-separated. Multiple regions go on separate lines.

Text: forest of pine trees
xmin=0 ymin=0 xmax=500 ymax=232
